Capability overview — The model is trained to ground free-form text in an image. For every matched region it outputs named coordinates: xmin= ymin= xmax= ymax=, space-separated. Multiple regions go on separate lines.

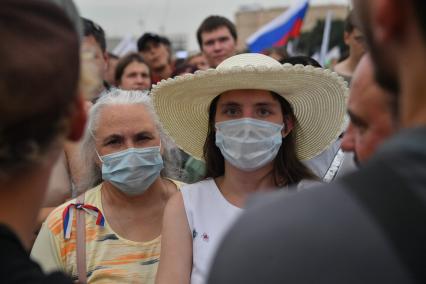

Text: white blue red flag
xmin=247 ymin=0 xmax=309 ymax=53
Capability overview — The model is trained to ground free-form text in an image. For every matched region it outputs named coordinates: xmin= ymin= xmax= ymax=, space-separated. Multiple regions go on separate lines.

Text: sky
xmin=74 ymin=0 xmax=350 ymax=51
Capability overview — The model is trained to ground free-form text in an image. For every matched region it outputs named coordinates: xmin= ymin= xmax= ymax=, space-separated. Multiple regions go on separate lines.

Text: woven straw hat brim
xmin=152 ymin=64 xmax=348 ymax=161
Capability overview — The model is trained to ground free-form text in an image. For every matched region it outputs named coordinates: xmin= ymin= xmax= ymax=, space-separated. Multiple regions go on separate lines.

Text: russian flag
xmin=247 ymin=0 xmax=309 ymax=53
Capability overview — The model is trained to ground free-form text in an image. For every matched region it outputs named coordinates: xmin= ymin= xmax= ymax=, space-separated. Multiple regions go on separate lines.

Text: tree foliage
xmin=292 ymin=19 xmax=346 ymax=57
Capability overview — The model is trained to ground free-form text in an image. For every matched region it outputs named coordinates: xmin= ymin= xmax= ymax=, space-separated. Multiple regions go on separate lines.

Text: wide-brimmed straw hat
xmin=151 ymin=53 xmax=348 ymax=161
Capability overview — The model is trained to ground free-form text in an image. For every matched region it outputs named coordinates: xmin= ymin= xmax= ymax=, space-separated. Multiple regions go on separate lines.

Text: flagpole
xmin=319 ymin=11 xmax=333 ymax=66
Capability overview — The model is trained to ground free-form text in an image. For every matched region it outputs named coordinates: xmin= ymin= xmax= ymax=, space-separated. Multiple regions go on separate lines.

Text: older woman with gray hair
xmin=32 ymin=89 xmax=183 ymax=283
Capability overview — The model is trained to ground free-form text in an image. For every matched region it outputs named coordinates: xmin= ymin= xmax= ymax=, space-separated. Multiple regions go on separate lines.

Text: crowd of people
xmin=1 ymin=0 xmax=425 ymax=283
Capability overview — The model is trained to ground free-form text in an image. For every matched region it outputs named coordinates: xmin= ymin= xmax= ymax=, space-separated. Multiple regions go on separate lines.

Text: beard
xmin=353 ymin=152 xmax=360 ymax=168
xmin=353 ymin=1 xmax=400 ymax=95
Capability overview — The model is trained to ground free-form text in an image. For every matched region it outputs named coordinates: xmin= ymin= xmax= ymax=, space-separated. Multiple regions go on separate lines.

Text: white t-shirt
xmin=180 ymin=179 xmax=243 ymax=284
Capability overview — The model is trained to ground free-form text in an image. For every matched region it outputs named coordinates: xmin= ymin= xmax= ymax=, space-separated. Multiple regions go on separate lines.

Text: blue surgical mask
xmin=99 ymin=146 xmax=164 ymax=196
xmin=215 ymin=118 xmax=284 ymax=171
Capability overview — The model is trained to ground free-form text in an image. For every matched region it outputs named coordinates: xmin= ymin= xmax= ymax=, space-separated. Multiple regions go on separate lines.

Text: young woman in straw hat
xmin=152 ymin=53 xmax=348 ymax=284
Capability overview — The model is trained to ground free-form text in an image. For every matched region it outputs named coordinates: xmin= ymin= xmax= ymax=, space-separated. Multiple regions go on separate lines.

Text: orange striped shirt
xmin=31 ymin=184 xmax=161 ymax=283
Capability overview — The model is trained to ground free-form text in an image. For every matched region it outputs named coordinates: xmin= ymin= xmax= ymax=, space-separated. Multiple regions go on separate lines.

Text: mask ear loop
xmin=94 ymin=148 xmax=104 ymax=163
xmin=89 ymin=129 xmax=104 ymax=163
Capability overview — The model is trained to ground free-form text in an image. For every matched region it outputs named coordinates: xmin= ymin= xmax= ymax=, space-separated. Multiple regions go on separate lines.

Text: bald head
xmin=341 ymin=54 xmax=398 ymax=163
xmin=352 ymin=55 xmax=396 ymax=114
xmin=352 ymin=55 xmax=376 ymax=95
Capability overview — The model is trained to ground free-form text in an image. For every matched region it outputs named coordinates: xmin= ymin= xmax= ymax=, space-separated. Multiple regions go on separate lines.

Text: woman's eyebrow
xmin=254 ymin=102 xmax=276 ymax=107
xmin=218 ymin=101 xmax=240 ymax=107
xmin=101 ymin=134 xmax=122 ymax=144
xmin=134 ymin=131 xmax=153 ymax=138
xmin=103 ymin=134 xmax=121 ymax=140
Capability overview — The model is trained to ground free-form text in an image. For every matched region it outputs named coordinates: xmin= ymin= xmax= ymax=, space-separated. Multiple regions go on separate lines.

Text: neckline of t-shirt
xmin=207 ymin=178 xmax=243 ymax=212
xmin=96 ymin=185 xmax=162 ymax=246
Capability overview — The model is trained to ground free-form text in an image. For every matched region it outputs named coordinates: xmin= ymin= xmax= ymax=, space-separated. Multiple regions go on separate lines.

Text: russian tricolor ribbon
xmin=62 ymin=203 xmax=105 ymax=239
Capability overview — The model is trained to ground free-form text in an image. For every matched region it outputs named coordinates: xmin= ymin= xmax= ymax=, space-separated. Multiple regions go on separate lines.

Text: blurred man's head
xmin=351 ymin=1 xmax=426 ymax=95
xmin=137 ymin=33 xmax=172 ymax=72
xmin=105 ymin=52 xmax=119 ymax=86
xmin=343 ymin=11 xmax=366 ymax=63
xmin=341 ymin=55 xmax=398 ymax=164
xmin=0 ymin=0 xmax=86 ymax=181
xmin=196 ymin=15 xmax=238 ymax=68
xmin=82 ymin=17 xmax=108 ymax=81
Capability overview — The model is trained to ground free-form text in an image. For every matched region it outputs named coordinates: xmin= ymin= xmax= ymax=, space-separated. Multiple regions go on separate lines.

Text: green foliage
xmin=292 ymin=19 xmax=346 ymax=57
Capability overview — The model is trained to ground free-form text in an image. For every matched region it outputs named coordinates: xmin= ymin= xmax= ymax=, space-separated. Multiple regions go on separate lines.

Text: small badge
xmin=202 ymin=232 xmax=209 ymax=242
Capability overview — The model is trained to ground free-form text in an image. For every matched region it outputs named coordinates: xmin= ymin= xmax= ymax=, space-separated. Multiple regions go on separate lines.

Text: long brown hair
xmin=202 ymin=91 xmax=316 ymax=187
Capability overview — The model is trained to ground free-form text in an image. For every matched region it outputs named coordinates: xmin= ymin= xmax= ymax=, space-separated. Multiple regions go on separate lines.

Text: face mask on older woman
xmin=98 ymin=145 xmax=164 ymax=196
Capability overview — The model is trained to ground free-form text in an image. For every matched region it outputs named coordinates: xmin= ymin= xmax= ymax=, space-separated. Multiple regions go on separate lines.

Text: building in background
xmin=106 ymin=4 xmax=349 ymax=59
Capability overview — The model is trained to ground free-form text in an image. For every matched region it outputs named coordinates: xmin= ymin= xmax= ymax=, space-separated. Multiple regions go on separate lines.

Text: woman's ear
xmin=282 ymin=116 xmax=294 ymax=137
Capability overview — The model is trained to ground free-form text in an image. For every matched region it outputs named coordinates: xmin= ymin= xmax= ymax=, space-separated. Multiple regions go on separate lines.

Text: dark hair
xmin=108 ymin=52 xmax=119 ymax=60
xmin=413 ymin=0 xmax=426 ymax=40
xmin=172 ymin=60 xmax=198 ymax=77
xmin=114 ymin=53 xmax=150 ymax=84
xmin=82 ymin=17 xmax=106 ymax=52
xmin=386 ymin=90 xmax=399 ymax=124
xmin=203 ymin=91 xmax=316 ymax=187
xmin=281 ymin=56 xmax=322 ymax=67
xmin=137 ymin=33 xmax=171 ymax=52
xmin=196 ymin=15 xmax=237 ymax=49
xmin=344 ymin=10 xmax=358 ymax=33
xmin=263 ymin=46 xmax=288 ymax=62
xmin=0 ymin=0 xmax=80 ymax=179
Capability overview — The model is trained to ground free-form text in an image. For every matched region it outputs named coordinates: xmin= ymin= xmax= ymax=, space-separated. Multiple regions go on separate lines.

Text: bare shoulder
xmin=162 ymin=178 xmax=185 ymax=200
xmin=164 ymin=190 xmax=185 ymax=217
xmin=157 ymin=191 xmax=192 ymax=284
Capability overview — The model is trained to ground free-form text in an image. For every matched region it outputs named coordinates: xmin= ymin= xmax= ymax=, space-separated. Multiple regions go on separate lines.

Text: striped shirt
xmin=31 ymin=184 xmax=163 ymax=283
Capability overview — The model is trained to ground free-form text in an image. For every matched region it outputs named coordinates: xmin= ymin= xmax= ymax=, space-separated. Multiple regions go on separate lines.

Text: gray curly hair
xmin=78 ymin=89 xmax=182 ymax=191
